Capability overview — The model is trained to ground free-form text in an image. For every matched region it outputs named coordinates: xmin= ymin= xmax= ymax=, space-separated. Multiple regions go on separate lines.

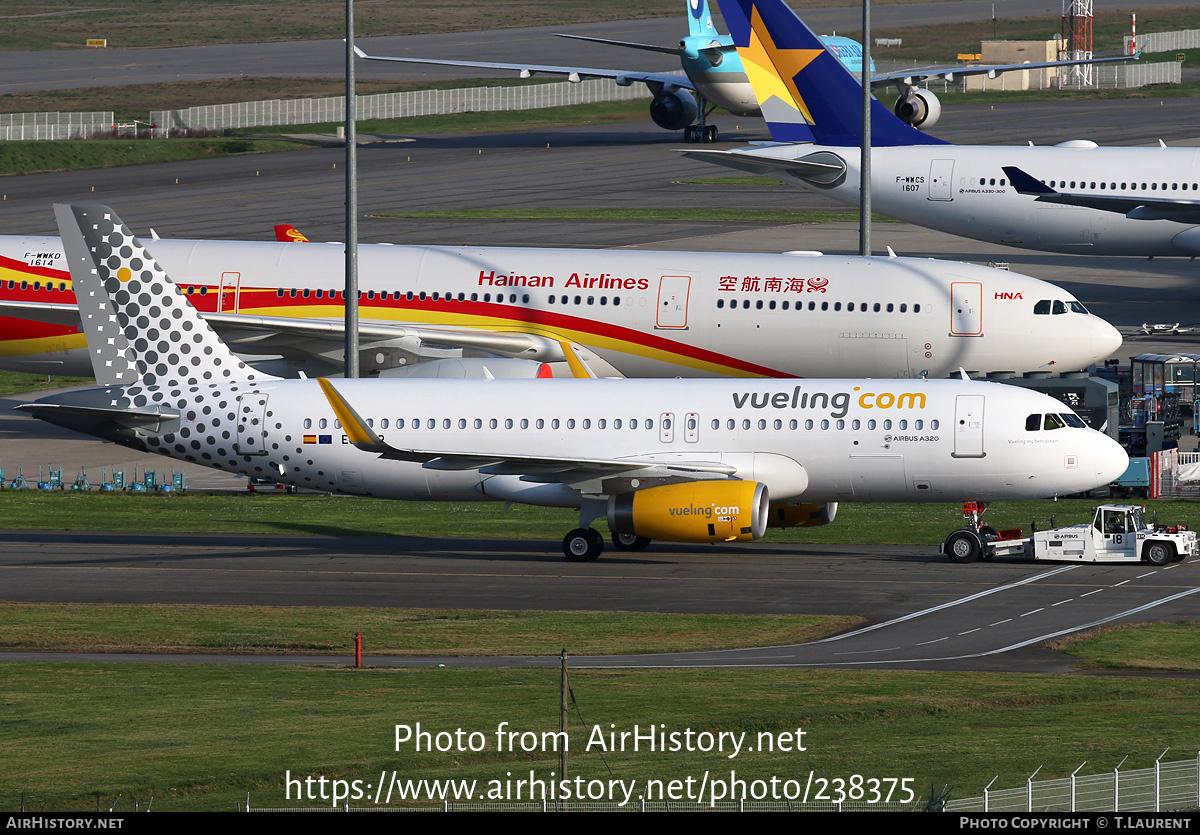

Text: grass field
xmin=0 ymin=603 xmax=857 ymax=657
xmin=2 ymin=662 xmax=1197 ymax=811
xmin=0 ymin=137 xmax=307 ymax=177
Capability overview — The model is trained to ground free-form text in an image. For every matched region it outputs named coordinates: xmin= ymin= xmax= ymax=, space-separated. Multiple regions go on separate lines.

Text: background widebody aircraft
xmin=687 ymin=0 xmax=1198 ymax=257
xmin=354 ymin=0 xmax=1129 ymax=144
xmin=21 ymin=204 xmax=1128 ymax=561
xmin=0 ymin=230 xmax=1120 ymax=381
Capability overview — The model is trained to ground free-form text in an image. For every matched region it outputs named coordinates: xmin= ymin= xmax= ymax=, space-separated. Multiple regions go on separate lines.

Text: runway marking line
xmin=804 ymin=565 xmax=1078 ymax=645
xmin=597 ymin=588 xmax=1200 ymax=669
xmin=1021 ymin=608 xmax=1045 ymax=617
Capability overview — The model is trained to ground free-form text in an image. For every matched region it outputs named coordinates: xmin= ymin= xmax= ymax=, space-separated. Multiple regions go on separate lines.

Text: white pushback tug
xmin=944 ymin=502 xmax=1197 ymax=565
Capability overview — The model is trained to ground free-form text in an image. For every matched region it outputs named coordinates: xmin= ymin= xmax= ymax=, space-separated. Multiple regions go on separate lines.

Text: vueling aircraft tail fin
xmin=54 ymin=203 xmax=273 ymax=388
xmin=714 ymin=0 xmax=943 ymax=146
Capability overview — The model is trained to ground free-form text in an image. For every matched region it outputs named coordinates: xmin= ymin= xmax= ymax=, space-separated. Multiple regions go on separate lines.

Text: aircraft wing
xmin=201 ymin=310 xmax=565 ymax=360
xmin=353 ymin=45 xmax=693 ymax=91
xmin=554 ymin=33 xmax=683 ymax=56
xmin=0 ymin=297 xmax=590 ymax=365
xmin=869 ymin=53 xmax=1140 ymax=88
xmin=1004 ymin=165 xmax=1200 ymax=223
xmin=319 ymin=378 xmax=736 ymax=480
xmin=0 ymin=299 xmax=83 ymax=327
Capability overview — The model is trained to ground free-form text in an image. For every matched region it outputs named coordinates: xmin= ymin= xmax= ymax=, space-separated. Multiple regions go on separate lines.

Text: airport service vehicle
xmin=944 ymin=503 xmax=1196 ymax=565
xmin=689 ymin=0 xmax=1200 ymax=258
xmin=19 ymin=204 xmax=1128 ymax=562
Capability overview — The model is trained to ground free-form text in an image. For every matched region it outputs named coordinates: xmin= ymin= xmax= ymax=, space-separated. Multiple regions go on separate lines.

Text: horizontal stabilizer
xmin=683 ymin=148 xmax=846 ymax=186
xmin=15 ymin=402 xmax=179 ymax=430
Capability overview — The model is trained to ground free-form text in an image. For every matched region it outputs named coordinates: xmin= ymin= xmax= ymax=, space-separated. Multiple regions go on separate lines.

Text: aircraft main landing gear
xmin=684 ymin=124 xmax=719 ymax=143
xmin=563 ymin=528 xmax=604 ymax=561
xmin=611 ymin=531 xmax=651 ymax=551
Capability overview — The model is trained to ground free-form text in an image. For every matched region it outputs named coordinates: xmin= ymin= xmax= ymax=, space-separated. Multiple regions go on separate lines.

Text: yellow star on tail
xmin=741 ymin=5 xmax=824 ymax=123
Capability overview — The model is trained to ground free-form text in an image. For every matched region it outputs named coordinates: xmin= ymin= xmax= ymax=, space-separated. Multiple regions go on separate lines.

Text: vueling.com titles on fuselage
xmin=731 ymin=386 xmax=927 ymax=419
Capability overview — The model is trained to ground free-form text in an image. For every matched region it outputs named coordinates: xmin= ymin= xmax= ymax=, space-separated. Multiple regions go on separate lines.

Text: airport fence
xmin=878 ymin=59 xmax=1182 ymax=93
xmin=1125 ymin=29 xmax=1200 ymax=54
xmin=946 ymin=754 xmax=1200 ymax=812
xmin=248 ymin=798 xmax=925 ymax=812
xmin=150 ymin=77 xmax=659 ymax=134
xmin=0 ymin=111 xmax=115 ymax=140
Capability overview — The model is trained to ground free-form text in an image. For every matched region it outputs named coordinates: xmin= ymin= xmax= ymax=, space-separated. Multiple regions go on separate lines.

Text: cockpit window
xmin=1026 ymin=414 xmax=1041 ymax=431
xmin=1061 ymin=413 xmax=1086 ymax=428
xmin=1068 ymin=301 xmax=1088 ymax=314
xmin=1044 ymin=414 xmax=1067 ymax=430
xmin=1052 ymin=300 xmax=1067 ymax=315
xmin=1034 ymin=300 xmax=1051 ymax=315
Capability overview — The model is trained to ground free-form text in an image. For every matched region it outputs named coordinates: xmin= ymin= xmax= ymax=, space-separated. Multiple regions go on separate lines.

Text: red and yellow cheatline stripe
xmin=0 ymin=254 xmax=790 ymax=378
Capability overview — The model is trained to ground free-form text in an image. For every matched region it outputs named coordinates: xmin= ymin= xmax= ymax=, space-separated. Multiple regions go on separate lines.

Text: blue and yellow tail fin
xmin=715 ymin=0 xmax=943 ymax=146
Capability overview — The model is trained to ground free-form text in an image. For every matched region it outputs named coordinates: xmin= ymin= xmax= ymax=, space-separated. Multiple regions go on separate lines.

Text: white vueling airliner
xmin=20 ymin=204 xmax=1128 ymax=561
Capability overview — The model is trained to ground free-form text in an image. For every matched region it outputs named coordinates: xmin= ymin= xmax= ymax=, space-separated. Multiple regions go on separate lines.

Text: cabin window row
xmin=300 ymin=416 xmax=941 ymax=432
xmin=269 ymin=288 xmax=625 ymax=307
xmin=4 ymin=280 xmax=69 ymax=291
xmin=1042 ymin=180 xmax=1199 ymax=192
xmin=717 ymin=298 xmax=920 ymax=313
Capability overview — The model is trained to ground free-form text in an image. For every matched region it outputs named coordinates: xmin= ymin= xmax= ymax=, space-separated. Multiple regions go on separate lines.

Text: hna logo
xmin=994 ymin=292 xmax=1023 ymax=300
xmin=690 ymin=0 xmax=703 ymax=19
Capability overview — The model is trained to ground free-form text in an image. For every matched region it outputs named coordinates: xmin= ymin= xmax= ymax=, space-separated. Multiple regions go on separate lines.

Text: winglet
xmin=318 ymin=378 xmax=386 ymax=451
xmin=559 ymin=341 xmax=598 ymax=379
xmin=1002 ymin=166 xmax=1056 ymax=196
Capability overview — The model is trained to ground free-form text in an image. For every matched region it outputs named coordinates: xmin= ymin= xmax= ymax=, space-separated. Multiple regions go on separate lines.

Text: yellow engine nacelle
xmin=766 ymin=501 xmax=839 ymax=529
xmin=608 ymin=481 xmax=769 ymax=543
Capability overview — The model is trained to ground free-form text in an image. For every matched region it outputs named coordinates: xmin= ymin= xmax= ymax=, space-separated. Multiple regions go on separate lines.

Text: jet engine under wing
xmin=1004 ymin=165 xmax=1200 ymax=223
xmin=318 ymin=377 xmax=737 ymax=480
xmin=867 ymin=53 xmax=1141 ymax=89
xmin=352 ymin=45 xmax=692 ymax=92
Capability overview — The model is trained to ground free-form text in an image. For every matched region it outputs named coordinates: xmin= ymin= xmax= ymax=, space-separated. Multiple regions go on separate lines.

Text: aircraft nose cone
xmin=1095 ymin=432 xmax=1129 ymax=485
xmin=1093 ymin=316 xmax=1123 ymax=363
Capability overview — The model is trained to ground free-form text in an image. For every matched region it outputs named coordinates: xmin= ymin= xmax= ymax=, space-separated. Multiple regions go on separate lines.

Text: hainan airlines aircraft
xmin=20 ymin=204 xmax=1128 ymax=560
xmin=0 ymin=231 xmax=1120 ymax=380
xmin=354 ymin=0 xmax=1124 ymax=144
xmin=687 ymin=0 xmax=1199 ymax=257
